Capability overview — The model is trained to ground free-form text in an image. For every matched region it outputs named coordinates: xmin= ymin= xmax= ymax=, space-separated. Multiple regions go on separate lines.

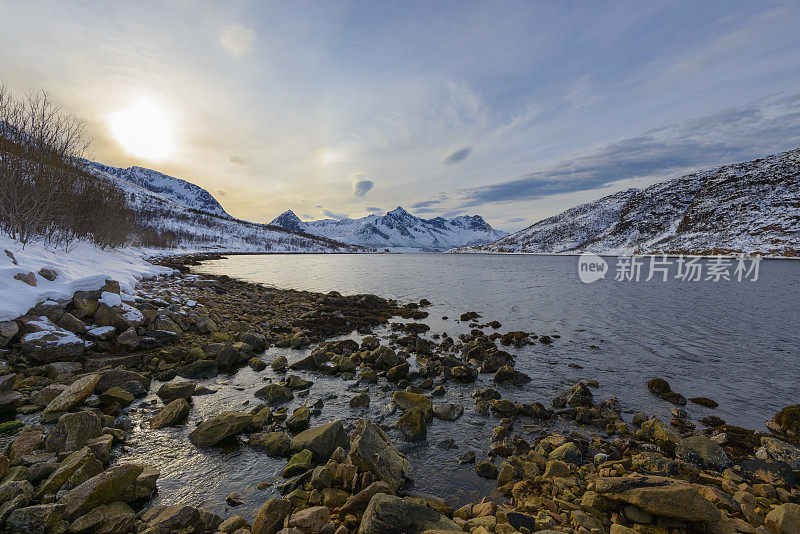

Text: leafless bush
xmin=0 ymin=83 xmax=136 ymax=248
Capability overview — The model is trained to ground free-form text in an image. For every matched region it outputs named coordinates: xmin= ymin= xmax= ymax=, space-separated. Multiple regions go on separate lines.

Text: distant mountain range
xmin=453 ymin=148 xmax=800 ymax=257
xmin=270 ymin=207 xmax=507 ymax=251
xmin=83 ymin=161 xmax=359 ymax=252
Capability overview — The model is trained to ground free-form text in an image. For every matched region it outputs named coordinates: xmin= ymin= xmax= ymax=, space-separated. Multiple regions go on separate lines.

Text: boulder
xmin=548 ymin=442 xmax=582 ymax=465
xmin=774 ymin=405 xmax=800 ymax=437
xmin=56 ymin=313 xmax=86 ymax=334
xmin=95 ymin=367 xmax=150 ymax=393
xmin=630 ymin=452 xmax=699 ymax=481
xmin=150 ymin=399 xmax=191 ymax=429
xmin=157 ymin=381 xmax=195 ymax=402
xmin=432 ymin=403 xmax=463 ymax=422
xmin=98 ymin=387 xmax=134 ymax=407
xmin=57 ymin=464 xmax=143 ymax=520
xmin=290 ymin=420 xmax=348 ymax=463
xmin=391 ymin=391 xmax=432 ymax=420
xmin=177 ymin=360 xmax=217 ymax=379
xmin=45 ymin=411 xmax=102 ymax=452
xmin=14 ymin=271 xmax=37 ymax=286
xmin=248 ymin=358 xmax=267 ymax=371
xmin=271 ymin=355 xmax=288 ymax=371
xmin=358 ymin=494 xmax=460 ymax=534
xmin=594 ymin=475 xmax=721 ymax=522
xmin=287 ymin=406 xmax=311 ymax=433
xmin=68 ymin=501 xmax=135 ymax=534
xmin=21 ymin=328 xmax=84 ymax=363
xmin=43 ymin=374 xmax=100 ymax=414
xmin=562 ymin=382 xmax=594 ymax=407
xmin=765 ymin=503 xmax=800 ymax=534
xmin=339 ymin=481 xmax=393 ymax=517
xmin=283 ymin=449 xmax=313 ymax=478
xmin=759 ymin=436 xmax=800 ymax=470
xmin=116 ymin=328 xmax=139 ymax=349
xmin=449 ymin=365 xmax=478 ymax=383
xmin=8 ymin=427 xmax=44 ymax=460
xmin=475 ymin=460 xmax=498 ymax=479
xmin=396 ymin=408 xmax=427 ymax=442
xmin=349 ymin=393 xmax=370 ymax=409
xmin=288 ymin=506 xmax=330 ymax=532
xmin=0 ymin=320 xmax=19 ymax=347
xmin=251 ymin=498 xmax=293 ymax=534
xmin=349 ymin=419 xmax=408 ymax=491
xmin=0 ymin=391 xmax=23 ymax=415
xmin=255 ymin=384 xmax=294 ymax=405
xmin=142 ymin=504 xmax=222 ymax=534
xmin=5 ymin=504 xmax=65 ymax=534
xmin=675 ymin=435 xmax=728 ymax=472
xmin=372 ymin=346 xmax=405 ymax=370
xmin=249 ymin=432 xmax=292 ymax=457
xmin=37 ymin=446 xmax=97 ymax=496
xmin=189 ymin=412 xmax=252 ymax=447
xmin=284 ymin=375 xmax=313 ymax=390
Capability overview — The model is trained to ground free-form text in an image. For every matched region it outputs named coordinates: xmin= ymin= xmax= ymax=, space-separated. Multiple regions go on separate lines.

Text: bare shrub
xmin=0 ymin=83 xmax=136 ymax=248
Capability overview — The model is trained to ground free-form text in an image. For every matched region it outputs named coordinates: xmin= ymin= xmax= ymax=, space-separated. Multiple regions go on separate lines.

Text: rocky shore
xmin=0 ymin=253 xmax=798 ymax=534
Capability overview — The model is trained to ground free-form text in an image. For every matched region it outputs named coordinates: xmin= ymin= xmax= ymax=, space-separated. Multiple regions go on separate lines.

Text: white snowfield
xmin=0 ymin=234 xmax=173 ymax=321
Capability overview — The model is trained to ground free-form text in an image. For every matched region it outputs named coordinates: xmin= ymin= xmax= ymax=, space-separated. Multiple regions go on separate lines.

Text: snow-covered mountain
xmin=269 ymin=207 xmax=507 ymax=251
xmin=454 ymin=148 xmax=800 ymax=257
xmin=83 ymin=162 xmax=359 ymax=253
xmin=84 ymin=162 xmax=230 ymax=217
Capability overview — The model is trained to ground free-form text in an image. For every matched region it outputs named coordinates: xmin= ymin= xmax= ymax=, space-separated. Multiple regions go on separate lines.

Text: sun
xmin=110 ymin=100 xmax=175 ymax=160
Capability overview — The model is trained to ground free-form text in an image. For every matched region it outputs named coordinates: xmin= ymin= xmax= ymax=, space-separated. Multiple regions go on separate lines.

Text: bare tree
xmin=0 ymin=82 xmax=135 ymax=248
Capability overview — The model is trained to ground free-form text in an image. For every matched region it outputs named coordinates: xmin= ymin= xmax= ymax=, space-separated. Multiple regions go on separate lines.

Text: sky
xmin=2 ymin=1 xmax=800 ymax=231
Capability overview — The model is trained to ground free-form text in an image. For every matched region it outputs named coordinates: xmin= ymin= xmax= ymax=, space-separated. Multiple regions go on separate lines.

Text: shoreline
xmin=0 ymin=254 xmax=797 ymax=533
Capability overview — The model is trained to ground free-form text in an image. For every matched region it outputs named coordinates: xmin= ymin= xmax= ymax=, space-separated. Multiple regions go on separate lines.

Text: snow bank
xmin=0 ymin=235 xmax=174 ymax=321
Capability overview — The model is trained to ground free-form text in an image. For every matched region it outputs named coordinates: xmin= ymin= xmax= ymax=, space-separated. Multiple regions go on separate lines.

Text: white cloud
xmin=219 ymin=24 xmax=256 ymax=59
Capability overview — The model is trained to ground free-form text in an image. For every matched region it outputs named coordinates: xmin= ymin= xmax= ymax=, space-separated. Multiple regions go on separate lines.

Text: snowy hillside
xmin=454 ymin=149 xmax=800 ymax=257
xmin=270 ymin=206 xmax=507 ymax=251
xmin=84 ymin=163 xmax=360 ymax=253
xmin=84 ymin=162 xmax=230 ymax=217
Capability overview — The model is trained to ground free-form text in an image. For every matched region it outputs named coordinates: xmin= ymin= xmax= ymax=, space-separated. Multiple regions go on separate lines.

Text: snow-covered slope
xmin=84 ymin=163 xmax=360 ymax=253
xmin=270 ymin=207 xmax=507 ymax=251
xmin=85 ymin=162 xmax=230 ymax=217
xmin=0 ymin=234 xmax=172 ymax=321
xmin=455 ymin=149 xmax=800 ymax=256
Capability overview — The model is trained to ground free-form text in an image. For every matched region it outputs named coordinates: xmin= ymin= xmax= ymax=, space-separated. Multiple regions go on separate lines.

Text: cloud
xmin=365 ymin=206 xmax=382 ymax=213
xmin=219 ymin=24 xmax=256 ymax=59
xmin=505 ymin=217 xmax=526 ymax=223
xmin=443 ymin=147 xmax=472 ymax=165
xmin=352 ymin=173 xmax=374 ymax=197
xmin=323 ymin=209 xmax=349 ymax=220
xmin=458 ymin=93 xmax=800 ymax=206
xmin=227 ymin=154 xmax=245 ymax=165
xmin=411 ymin=199 xmax=442 ymax=209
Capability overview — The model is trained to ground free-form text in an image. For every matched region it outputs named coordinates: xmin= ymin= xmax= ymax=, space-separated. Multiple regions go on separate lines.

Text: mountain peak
xmin=270 ymin=210 xmax=303 ymax=232
xmin=387 ymin=206 xmax=412 ymax=218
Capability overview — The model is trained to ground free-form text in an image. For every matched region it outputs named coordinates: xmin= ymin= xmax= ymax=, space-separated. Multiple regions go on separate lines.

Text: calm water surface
xmin=122 ymin=254 xmax=799 ymax=518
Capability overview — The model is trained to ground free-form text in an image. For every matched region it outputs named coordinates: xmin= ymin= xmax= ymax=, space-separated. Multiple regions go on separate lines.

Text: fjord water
xmin=124 ymin=254 xmax=799 ymax=515
xmin=195 ymin=253 xmax=799 ymax=429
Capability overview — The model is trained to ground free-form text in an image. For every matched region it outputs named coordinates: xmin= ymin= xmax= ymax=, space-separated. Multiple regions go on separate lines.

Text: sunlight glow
xmin=110 ymin=100 xmax=175 ymax=160
xmin=320 ymin=148 xmax=345 ymax=164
